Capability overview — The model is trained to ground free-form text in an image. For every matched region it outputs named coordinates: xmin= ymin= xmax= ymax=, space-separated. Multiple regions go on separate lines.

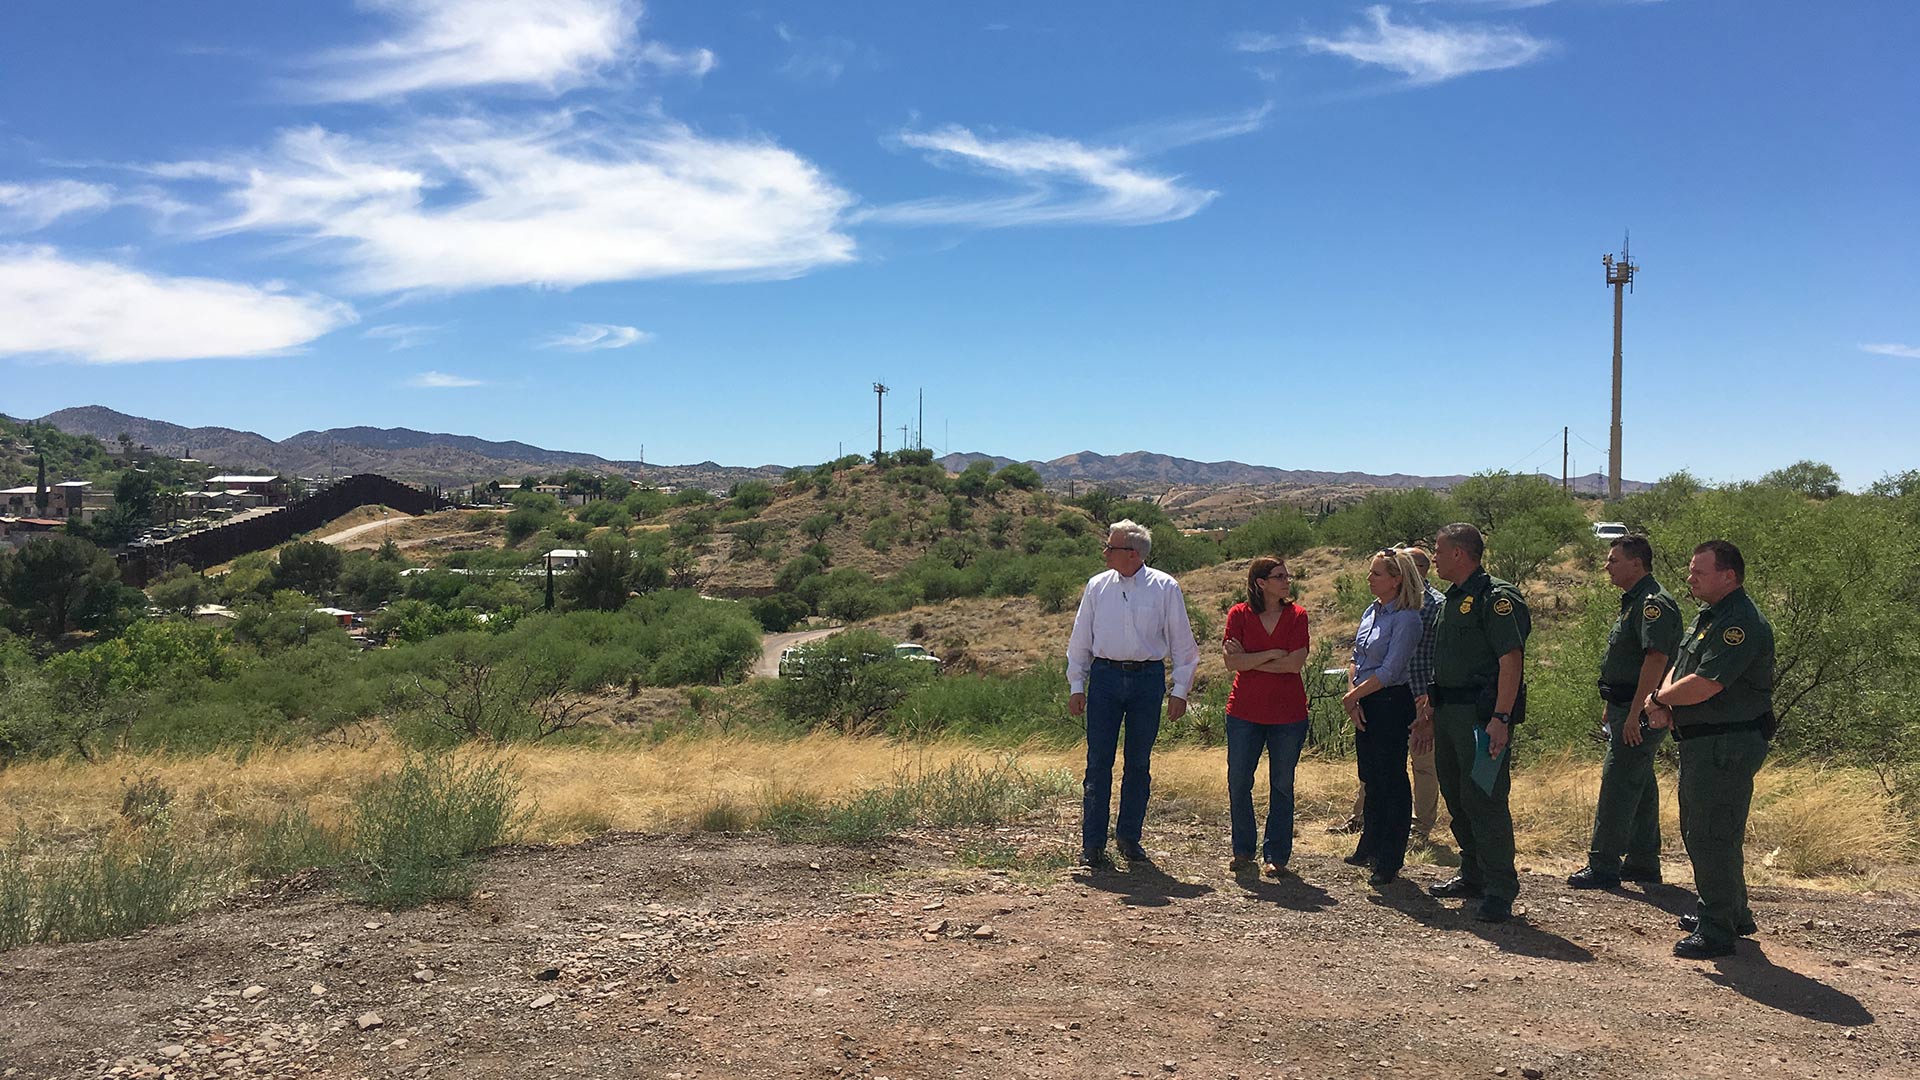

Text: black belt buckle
xmin=1095 ymin=658 xmax=1157 ymax=672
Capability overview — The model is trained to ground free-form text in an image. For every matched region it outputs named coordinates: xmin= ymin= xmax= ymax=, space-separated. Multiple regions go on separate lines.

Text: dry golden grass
xmin=855 ymin=597 xmax=1073 ymax=674
xmin=3 ymin=737 xmax=1911 ymax=891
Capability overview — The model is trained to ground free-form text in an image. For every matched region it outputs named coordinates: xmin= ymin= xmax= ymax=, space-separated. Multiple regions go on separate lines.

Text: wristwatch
xmin=1648 ymin=689 xmax=1665 ymax=708
xmin=1490 ymin=712 xmax=1510 ymax=725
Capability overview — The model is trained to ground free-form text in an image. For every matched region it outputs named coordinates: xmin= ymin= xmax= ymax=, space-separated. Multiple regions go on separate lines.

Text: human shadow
xmin=1628 ymin=881 xmax=1698 ymax=919
xmin=1367 ymin=886 xmax=1596 ymax=963
xmin=1234 ymin=869 xmax=1338 ymax=912
xmin=1701 ymin=944 xmax=1874 ymax=1026
xmin=1074 ymin=856 xmax=1215 ymax=908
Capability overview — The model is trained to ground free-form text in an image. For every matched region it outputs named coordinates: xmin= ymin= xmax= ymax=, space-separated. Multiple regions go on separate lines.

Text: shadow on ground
xmin=1368 ymin=886 xmax=1598 ymax=963
xmin=1704 ymin=946 xmax=1875 ymax=1026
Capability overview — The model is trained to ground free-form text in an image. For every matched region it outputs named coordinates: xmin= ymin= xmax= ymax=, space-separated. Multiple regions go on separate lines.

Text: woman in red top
xmin=1222 ymin=556 xmax=1312 ymax=875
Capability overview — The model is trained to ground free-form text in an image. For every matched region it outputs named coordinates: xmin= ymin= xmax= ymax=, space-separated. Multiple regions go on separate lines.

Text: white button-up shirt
xmin=1066 ymin=564 xmax=1200 ymax=699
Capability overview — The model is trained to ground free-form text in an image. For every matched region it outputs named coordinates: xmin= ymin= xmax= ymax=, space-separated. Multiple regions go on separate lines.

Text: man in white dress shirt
xmin=1066 ymin=519 xmax=1201 ymax=866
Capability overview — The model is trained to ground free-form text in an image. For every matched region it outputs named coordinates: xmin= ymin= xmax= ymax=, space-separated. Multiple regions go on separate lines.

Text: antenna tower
xmin=1601 ymin=234 xmax=1639 ymax=500
xmin=872 ymin=382 xmax=890 ymax=461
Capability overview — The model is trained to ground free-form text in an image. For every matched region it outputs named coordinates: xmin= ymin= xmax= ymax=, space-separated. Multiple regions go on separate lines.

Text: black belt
xmin=1429 ymin=684 xmax=1482 ymax=707
xmin=1672 ymin=717 xmax=1771 ymax=742
xmin=1094 ymin=657 xmax=1163 ymax=672
xmin=1597 ymin=679 xmax=1638 ymax=705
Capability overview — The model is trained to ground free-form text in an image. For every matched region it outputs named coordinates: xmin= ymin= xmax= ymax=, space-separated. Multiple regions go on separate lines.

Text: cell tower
xmin=873 ymin=382 xmax=889 ymax=461
xmin=1602 ymin=234 xmax=1638 ymax=500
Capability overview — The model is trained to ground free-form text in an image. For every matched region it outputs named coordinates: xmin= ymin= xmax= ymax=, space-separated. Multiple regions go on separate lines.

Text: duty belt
xmin=1428 ymin=684 xmax=1483 ymax=707
xmin=1596 ymin=680 xmax=1638 ymax=705
xmin=1672 ymin=717 xmax=1770 ymax=742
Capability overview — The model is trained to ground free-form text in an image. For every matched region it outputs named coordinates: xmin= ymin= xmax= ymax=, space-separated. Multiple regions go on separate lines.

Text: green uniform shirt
xmin=1600 ymin=574 xmax=1684 ymax=717
xmin=1432 ymin=567 xmax=1529 ymax=688
xmin=1669 ymin=586 xmax=1775 ymax=729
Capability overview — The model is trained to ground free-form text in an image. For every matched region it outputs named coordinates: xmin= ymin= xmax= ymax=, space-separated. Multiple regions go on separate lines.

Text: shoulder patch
xmin=1459 ymin=596 xmax=1474 ymax=614
xmin=1722 ymin=626 xmax=1746 ymax=646
xmin=1492 ymin=597 xmax=1514 ymax=616
xmin=1643 ymin=603 xmax=1663 ymax=622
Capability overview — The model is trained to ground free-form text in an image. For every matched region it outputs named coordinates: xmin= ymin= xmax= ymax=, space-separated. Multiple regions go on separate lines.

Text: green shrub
xmin=247 ymin=804 xmax=351 ymax=880
xmin=1225 ymin=509 xmax=1315 ymax=559
xmin=773 ymin=630 xmax=933 ymax=731
xmin=0 ymin=823 xmax=222 ymax=948
xmin=347 ymin=754 xmax=527 ymax=909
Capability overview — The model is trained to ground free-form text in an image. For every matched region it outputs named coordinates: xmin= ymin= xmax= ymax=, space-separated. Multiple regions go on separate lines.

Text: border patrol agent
xmin=1421 ymin=523 xmax=1530 ymax=923
xmin=1644 ymin=539 xmax=1774 ymax=959
xmin=1569 ymin=534 xmax=1682 ymax=889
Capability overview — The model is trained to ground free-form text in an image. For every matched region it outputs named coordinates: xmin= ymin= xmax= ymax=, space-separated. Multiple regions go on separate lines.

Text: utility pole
xmin=899 ymin=424 xmax=909 ymax=451
xmin=1602 ymin=235 xmax=1638 ymax=501
xmin=917 ymin=389 xmax=924 ymax=451
xmin=1562 ymin=427 xmax=1569 ymax=493
xmin=873 ymin=382 xmax=889 ymax=461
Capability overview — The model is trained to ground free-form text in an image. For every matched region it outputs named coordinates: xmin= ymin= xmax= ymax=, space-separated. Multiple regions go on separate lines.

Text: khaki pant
xmin=1350 ymin=744 xmax=1439 ymax=839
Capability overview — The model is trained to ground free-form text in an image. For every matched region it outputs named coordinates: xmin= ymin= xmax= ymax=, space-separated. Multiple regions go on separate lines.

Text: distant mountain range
xmin=936 ymin=450 xmax=1646 ymax=494
xmin=33 ymin=406 xmax=786 ymax=490
xmin=32 ymin=406 xmax=1646 ymax=493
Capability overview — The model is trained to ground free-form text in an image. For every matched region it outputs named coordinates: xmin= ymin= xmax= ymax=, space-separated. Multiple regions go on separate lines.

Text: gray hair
xmin=1108 ymin=518 xmax=1152 ymax=559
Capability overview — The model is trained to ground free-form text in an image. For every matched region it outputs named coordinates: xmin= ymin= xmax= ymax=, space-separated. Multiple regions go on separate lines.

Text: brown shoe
xmin=1228 ymin=855 xmax=1255 ymax=872
xmin=1262 ymin=861 xmax=1286 ymax=877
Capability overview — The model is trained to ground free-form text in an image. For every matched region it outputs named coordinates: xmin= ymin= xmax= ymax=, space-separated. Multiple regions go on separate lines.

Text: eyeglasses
xmin=1103 ymin=544 xmax=1136 ymax=554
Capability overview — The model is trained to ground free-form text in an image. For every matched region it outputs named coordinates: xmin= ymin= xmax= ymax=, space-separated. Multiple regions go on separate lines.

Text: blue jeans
xmin=1225 ymin=714 xmax=1310 ymax=865
xmin=1082 ymin=660 xmax=1165 ymax=853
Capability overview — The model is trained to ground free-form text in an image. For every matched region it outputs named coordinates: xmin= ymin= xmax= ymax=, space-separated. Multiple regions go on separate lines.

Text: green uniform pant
xmin=1677 ymin=728 xmax=1769 ymax=945
xmin=1586 ymin=716 xmax=1666 ymax=876
xmin=1432 ymin=703 xmax=1518 ymax=902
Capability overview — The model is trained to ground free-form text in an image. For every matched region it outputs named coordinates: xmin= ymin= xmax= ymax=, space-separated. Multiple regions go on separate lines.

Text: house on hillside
xmin=544 ymin=548 xmax=588 ymax=571
xmin=2 ymin=480 xmax=90 ymax=519
xmin=206 ymin=474 xmax=289 ymax=505
xmin=0 ymin=516 xmax=67 ymax=548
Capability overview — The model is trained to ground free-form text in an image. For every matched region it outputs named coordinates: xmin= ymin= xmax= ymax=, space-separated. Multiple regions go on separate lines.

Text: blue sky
xmin=1 ymin=1 xmax=1914 ymax=487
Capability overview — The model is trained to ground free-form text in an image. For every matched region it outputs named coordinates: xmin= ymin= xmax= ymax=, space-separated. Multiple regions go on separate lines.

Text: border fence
xmin=118 ymin=474 xmax=447 ymax=586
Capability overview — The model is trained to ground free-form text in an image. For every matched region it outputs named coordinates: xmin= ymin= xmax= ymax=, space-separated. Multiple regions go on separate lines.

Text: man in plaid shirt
xmin=1334 ymin=545 xmax=1444 ymax=844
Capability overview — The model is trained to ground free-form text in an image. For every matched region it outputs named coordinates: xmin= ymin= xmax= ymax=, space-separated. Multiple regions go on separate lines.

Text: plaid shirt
xmin=1410 ymin=583 xmax=1446 ymax=698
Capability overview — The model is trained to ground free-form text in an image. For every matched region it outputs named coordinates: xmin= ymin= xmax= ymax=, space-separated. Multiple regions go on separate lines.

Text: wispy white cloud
xmin=1860 ymin=342 xmax=1920 ymax=360
xmin=543 ymin=323 xmax=652 ymax=350
xmin=637 ymin=40 xmax=715 ymax=78
xmin=406 ymin=370 xmax=487 ymax=388
xmin=298 ymin=0 xmax=654 ymax=101
xmin=190 ymin=113 xmax=856 ymax=292
xmin=859 ymin=123 xmax=1234 ymax=229
xmin=364 ymin=322 xmax=448 ymax=349
xmin=0 ymin=180 xmax=114 ymax=231
xmin=775 ymin=24 xmax=857 ymax=84
xmin=1293 ymin=5 xmax=1552 ymax=84
xmin=0 ymin=244 xmax=354 ymax=363
xmin=1410 ymin=0 xmax=1561 ymax=9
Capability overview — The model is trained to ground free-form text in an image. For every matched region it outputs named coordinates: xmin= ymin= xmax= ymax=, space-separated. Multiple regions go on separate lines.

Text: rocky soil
xmin=3 ymin=818 xmax=1916 ymax=1080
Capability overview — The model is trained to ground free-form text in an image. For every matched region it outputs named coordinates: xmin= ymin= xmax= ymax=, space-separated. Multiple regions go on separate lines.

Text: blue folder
xmin=1472 ymin=726 xmax=1508 ymax=795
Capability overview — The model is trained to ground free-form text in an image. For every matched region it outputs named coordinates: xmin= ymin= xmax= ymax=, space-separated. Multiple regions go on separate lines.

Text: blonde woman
xmin=1341 ymin=549 xmax=1425 ymax=886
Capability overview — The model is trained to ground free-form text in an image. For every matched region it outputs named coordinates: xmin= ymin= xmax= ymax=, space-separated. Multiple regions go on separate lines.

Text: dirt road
xmin=752 ymin=627 xmax=841 ymax=678
xmin=3 ymin=814 xmax=1914 ymax=1080
xmin=315 ymin=513 xmax=411 ymax=546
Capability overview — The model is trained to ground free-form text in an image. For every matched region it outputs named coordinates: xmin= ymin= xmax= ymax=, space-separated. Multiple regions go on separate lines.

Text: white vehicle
xmin=892 ymin=643 xmax=942 ymax=667
xmin=1592 ymin=522 xmax=1629 ymax=541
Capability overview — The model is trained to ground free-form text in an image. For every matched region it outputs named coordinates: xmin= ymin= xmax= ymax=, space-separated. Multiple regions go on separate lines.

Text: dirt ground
xmin=4 ymin=811 xmax=1916 ymax=1080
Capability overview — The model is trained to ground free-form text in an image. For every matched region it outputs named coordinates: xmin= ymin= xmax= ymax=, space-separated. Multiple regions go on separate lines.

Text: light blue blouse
xmin=1351 ymin=600 xmax=1422 ymax=688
